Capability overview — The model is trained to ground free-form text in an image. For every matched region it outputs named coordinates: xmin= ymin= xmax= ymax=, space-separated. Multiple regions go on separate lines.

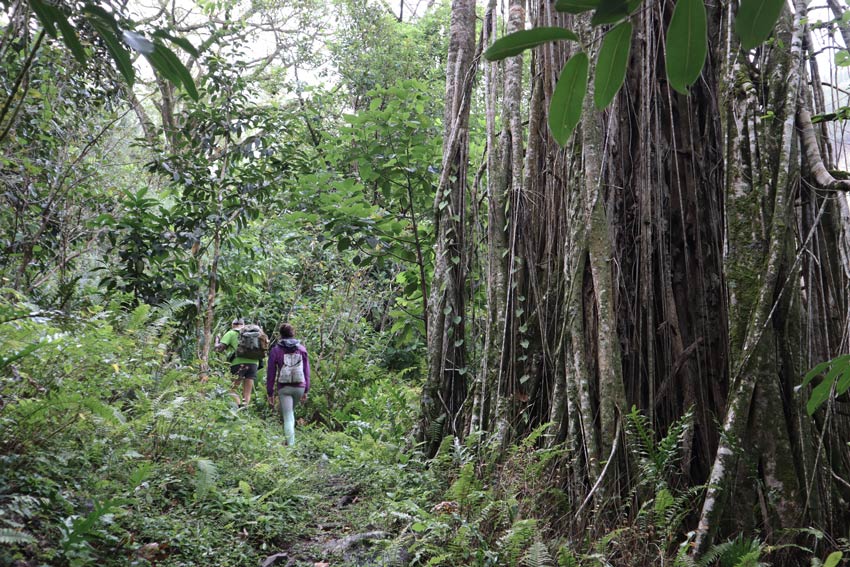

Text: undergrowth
xmin=2 ymin=291 xmax=846 ymax=567
xmin=0 ymin=292 xmax=426 ymax=567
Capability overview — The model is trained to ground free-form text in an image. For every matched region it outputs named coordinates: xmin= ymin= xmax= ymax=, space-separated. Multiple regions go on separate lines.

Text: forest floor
xmin=247 ymin=404 xmax=417 ymax=567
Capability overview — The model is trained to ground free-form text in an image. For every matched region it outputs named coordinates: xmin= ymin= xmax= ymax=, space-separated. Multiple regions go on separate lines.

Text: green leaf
xmin=665 ymin=0 xmax=707 ymax=94
xmin=84 ymin=9 xmax=135 ymax=85
xmin=594 ymin=21 xmax=632 ymax=109
xmin=0 ymin=528 xmax=37 ymax=545
xmin=591 ymin=0 xmax=630 ymax=25
xmin=145 ymin=43 xmax=199 ymax=100
xmin=836 ymin=365 xmax=850 ymax=396
xmin=824 ymin=552 xmax=843 ymax=567
xmin=484 ymin=27 xmax=579 ymax=61
xmin=28 ymin=0 xmax=59 ymax=37
xmin=799 ymin=358 xmax=834 ymax=390
xmin=156 ymin=44 xmax=198 ymax=99
xmin=548 ymin=52 xmax=588 ymax=146
xmin=734 ymin=0 xmax=786 ymax=51
xmin=555 ymin=0 xmax=600 ymax=14
xmin=54 ymin=11 xmax=87 ymax=63
xmin=807 ymin=376 xmax=835 ymax=416
xmin=152 ymin=30 xmax=201 ymax=58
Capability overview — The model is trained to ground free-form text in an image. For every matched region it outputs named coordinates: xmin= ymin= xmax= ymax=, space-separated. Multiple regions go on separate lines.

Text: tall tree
xmin=418 ymin=0 xmax=477 ymax=453
xmin=445 ymin=0 xmax=850 ymax=556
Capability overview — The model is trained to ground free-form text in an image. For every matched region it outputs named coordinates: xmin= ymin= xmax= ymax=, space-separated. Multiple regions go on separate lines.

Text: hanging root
xmin=796 ymin=108 xmax=850 ymax=191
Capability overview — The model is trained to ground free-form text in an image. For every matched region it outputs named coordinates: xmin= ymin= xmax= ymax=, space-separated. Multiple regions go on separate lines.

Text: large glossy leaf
xmin=665 ymin=0 xmax=707 ymax=94
xmin=28 ymin=0 xmax=58 ymax=37
xmin=806 ymin=358 xmax=850 ymax=415
xmin=153 ymin=30 xmax=200 ymax=58
xmin=29 ymin=0 xmax=86 ymax=63
xmin=54 ymin=11 xmax=87 ymax=64
xmin=555 ymin=0 xmax=600 ymax=14
xmin=594 ymin=21 xmax=632 ymax=109
xmin=735 ymin=0 xmax=785 ymax=50
xmin=591 ymin=0 xmax=630 ymax=25
xmin=484 ymin=27 xmax=579 ymax=61
xmin=549 ymin=52 xmax=588 ymax=146
xmin=84 ymin=8 xmax=135 ymax=85
xmin=807 ymin=375 xmax=835 ymax=416
xmin=154 ymin=44 xmax=199 ymax=100
xmin=144 ymin=43 xmax=199 ymax=100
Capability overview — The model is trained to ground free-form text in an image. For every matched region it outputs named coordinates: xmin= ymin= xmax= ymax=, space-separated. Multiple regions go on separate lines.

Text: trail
xmin=250 ymin=407 xmax=408 ymax=567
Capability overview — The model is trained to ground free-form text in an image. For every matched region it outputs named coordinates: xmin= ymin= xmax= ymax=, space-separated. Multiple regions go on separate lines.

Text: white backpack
xmin=277 ymin=351 xmax=304 ymax=384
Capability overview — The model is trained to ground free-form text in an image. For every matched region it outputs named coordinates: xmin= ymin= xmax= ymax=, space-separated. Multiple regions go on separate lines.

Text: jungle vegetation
xmin=1 ymin=0 xmax=849 ymax=565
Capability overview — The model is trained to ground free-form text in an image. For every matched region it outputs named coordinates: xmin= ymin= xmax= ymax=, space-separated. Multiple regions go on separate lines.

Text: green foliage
xmin=665 ymin=0 xmax=708 ymax=94
xmin=194 ymin=459 xmax=219 ymax=501
xmin=522 ymin=540 xmax=554 ymax=567
xmin=798 ymin=354 xmax=850 ymax=415
xmin=548 ymin=53 xmax=588 ymax=146
xmin=25 ymin=0 xmax=199 ymax=97
xmin=486 ymin=0 xmax=782 ymax=142
xmin=594 ymin=21 xmax=632 ymax=109
xmin=735 ymin=0 xmax=787 ymax=50
xmin=0 ymin=528 xmax=37 ymax=545
xmin=484 ymin=28 xmax=579 ymax=60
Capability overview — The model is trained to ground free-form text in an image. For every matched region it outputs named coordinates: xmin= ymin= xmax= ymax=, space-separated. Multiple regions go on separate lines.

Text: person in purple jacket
xmin=266 ymin=323 xmax=310 ymax=446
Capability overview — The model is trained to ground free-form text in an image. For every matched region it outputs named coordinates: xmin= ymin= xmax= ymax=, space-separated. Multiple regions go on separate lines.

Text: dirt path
xmin=260 ymin=473 xmax=403 ymax=567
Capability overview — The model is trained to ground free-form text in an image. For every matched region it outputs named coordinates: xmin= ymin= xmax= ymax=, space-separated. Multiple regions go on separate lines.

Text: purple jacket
xmin=266 ymin=339 xmax=310 ymax=397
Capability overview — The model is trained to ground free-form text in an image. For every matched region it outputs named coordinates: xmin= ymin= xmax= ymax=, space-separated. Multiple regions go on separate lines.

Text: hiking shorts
xmin=230 ymin=363 xmax=258 ymax=380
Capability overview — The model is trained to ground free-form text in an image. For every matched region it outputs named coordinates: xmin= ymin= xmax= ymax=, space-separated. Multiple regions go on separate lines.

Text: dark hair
xmin=232 ymin=318 xmax=244 ymax=326
xmin=279 ymin=323 xmax=294 ymax=338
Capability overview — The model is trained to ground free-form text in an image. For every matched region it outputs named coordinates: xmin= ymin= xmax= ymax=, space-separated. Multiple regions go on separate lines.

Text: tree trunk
xmin=419 ymin=0 xmax=477 ymax=453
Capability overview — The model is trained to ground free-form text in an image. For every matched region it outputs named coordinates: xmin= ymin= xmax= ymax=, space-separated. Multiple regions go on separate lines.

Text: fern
xmin=126 ymin=304 xmax=152 ymax=333
xmin=80 ymin=397 xmax=126 ymax=424
xmin=499 ymin=518 xmax=538 ymax=566
xmin=194 ymin=458 xmax=218 ymax=500
xmin=522 ymin=540 xmax=554 ymax=567
xmin=446 ymin=462 xmax=481 ymax=512
xmin=556 ymin=545 xmax=579 ymax=567
xmin=626 ymin=405 xmax=694 ymax=485
xmin=0 ymin=527 xmax=37 ymax=545
xmin=428 ymin=413 xmax=447 ymax=446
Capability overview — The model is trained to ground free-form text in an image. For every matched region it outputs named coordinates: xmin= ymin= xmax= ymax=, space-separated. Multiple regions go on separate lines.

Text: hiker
xmin=266 ymin=323 xmax=310 ymax=446
xmin=215 ymin=318 xmax=268 ymax=409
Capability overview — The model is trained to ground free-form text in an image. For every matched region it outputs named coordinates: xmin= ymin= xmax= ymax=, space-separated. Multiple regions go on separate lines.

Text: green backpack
xmin=235 ymin=325 xmax=268 ymax=359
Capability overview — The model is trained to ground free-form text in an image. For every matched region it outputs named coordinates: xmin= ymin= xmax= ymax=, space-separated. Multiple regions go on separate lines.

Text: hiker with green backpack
xmin=215 ymin=318 xmax=269 ymax=409
xmin=266 ymin=323 xmax=310 ymax=446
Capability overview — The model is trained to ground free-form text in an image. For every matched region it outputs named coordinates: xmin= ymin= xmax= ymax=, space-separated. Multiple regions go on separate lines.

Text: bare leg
xmin=242 ymin=378 xmax=254 ymax=406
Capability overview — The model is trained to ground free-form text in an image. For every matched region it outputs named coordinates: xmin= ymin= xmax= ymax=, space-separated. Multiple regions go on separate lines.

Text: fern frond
xmin=81 ymin=398 xmax=126 ymax=424
xmin=625 ymin=406 xmax=654 ymax=467
xmin=194 ymin=459 xmax=218 ymax=500
xmin=429 ymin=414 xmax=447 ymax=446
xmin=0 ymin=528 xmax=37 ymax=545
xmin=522 ymin=540 xmax=554 ymax=567
xmin=446 ymin=462 xmax=481 ymax=509
xmin=692 ymin=540 xmax=734 ymax=567
xmin=556 ymin=545 xmax=579 ymax=567
xmin=126 ymin=304 xmax=152 ymax=333
xmin=656 ymin=408 xmax=693 ymax=476
xmin=499 ymin=518 xmax=538 ymax=566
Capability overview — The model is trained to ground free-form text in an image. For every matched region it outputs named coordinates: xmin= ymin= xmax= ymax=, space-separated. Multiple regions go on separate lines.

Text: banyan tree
xmin=420 ymin=0 xmax=850 ymax=559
